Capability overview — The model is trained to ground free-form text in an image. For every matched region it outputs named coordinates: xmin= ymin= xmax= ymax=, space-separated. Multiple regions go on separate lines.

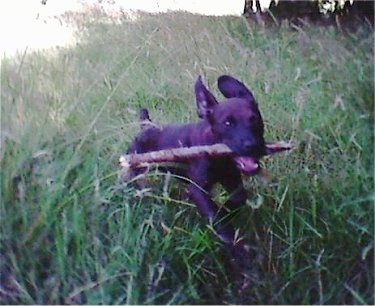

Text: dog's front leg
xmin=220 ymin=169 xmax=261 ymax=286
xmin=220 ymin=169 xmax=247 ymax=212
xmin=186 ymin=161 xmax=217 ymax=219
xmin=187 ymin=183 xmax=217 ymax=220
xmin=186 ymin=161 xmax=229 ymax=237
xmin=187 ymin=161 xmax=245 ymax=245
xmin=212 ymin=166 xmax=248 ymax=241
xmin=187 ymin=182 xmax=237 ymax=243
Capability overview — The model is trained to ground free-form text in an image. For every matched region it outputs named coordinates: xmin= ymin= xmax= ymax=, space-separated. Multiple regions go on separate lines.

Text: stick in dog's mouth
xmin=119 ymin=141 xmax=293 ymax=174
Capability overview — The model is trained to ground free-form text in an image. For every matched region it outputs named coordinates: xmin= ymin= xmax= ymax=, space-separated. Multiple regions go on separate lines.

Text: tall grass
xmin=1 ymin=11 xmax=373 ymax=304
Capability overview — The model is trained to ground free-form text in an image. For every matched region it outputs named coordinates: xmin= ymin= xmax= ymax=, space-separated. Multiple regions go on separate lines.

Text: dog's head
xmin=195 ymin=75 xmax=266 ymax=175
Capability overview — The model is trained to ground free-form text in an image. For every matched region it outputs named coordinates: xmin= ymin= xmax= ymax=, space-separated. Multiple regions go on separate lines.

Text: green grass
xmin=1 ymin=10 xmax=373 ymax=304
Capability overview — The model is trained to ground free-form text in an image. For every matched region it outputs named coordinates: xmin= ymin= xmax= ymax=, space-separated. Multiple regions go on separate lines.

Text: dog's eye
xmin=223 ymin=116 xmax=235 ymax=128
xmin=223 ymin=119 xmax=233 ymax=127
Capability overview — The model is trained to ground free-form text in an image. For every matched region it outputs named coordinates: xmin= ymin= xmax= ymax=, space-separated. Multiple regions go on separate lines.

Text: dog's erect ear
xmin=217 ymin=75 xmax=255 ymax=103
xmin=195 ymin=76 xmax=219 ymax=119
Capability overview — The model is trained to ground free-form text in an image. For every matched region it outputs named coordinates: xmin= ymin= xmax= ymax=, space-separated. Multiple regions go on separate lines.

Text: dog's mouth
xmin=234 ymin=156 xmax=260 ymax=175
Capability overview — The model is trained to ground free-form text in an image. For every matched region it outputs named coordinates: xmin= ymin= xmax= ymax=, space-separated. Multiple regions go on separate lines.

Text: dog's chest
xmin=205 ymin=157 xmax=238 ymax=179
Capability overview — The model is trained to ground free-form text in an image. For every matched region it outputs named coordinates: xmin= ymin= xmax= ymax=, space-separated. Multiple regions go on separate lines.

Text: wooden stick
xmin=119 ymin=141 xmax=292 ymax=169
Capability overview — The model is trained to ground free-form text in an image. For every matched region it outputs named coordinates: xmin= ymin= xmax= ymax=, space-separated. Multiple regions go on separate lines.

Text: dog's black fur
xmin=127 ymin=75 xmax=270 ymax=248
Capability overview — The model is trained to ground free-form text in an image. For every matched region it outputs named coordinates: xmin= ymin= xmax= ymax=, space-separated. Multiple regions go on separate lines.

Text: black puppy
xmin=127 ymin=75 xmax=278 ymax=245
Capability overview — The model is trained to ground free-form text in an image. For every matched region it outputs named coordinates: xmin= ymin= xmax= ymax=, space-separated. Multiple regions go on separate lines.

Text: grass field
xmin=1 ymin=10 xmax=374 ymax=304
